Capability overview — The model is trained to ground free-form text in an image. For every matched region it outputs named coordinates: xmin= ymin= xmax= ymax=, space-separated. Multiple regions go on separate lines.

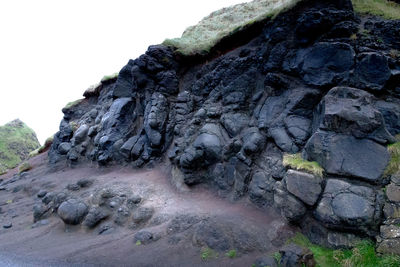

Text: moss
xmin=226 ymin=249 xmax=237 ymax=258
xmin=0 ymin=119 xmax=40 ymax=171
xmin=163 ymin=0 xmax=302 ymax=56
xmin=19 ymin=162 xmax=32 ymax=173
xmin=352 ymin=0 xmax=400 ymax=20
xmin=101 ymin=72 xmax=118 ymax=83
xmin=385 ymin=135 xmax=400 ymax=176
xmin=283 ymin=153 xmax=324 ymax=177
xmin=288 ymin=232 xmax=400 ymax=267
xmin=201 ymin=247 xmax=219 ymax=260
xmin=63 ymin=99 xmax=83 ymax=110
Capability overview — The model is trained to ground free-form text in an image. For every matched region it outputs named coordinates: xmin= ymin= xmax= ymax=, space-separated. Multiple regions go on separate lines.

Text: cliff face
xmin=0 ymin=119 xmax=40 ymax=174
xmin=48 ymin=0 xmax=400 ymax=253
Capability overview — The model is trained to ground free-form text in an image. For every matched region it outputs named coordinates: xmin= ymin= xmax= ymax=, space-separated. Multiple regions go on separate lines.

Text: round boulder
xmin=58 ymin=199 xmax=88 ymax=225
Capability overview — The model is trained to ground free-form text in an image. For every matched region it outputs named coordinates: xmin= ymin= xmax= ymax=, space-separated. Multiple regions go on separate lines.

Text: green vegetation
xmin=385 ymin=135 xmax=400 ymax=176
xmin=0 ymin=119 xmax=40 ymax=172
xmin=19 ymin=162 xmax=32 ymax=173
xmin=163 ymin=0 xmax=302 ymax=56
xmin=201 ymin=247 xmax=219 ymax=260
xmin=101 ymin=72 xmax=118 ymax=83
xmin=226 ymin=249 xmax=237 ymax=258
xmin=288 ymin=232 xmax=400 ymax=267
xmin=135 ymin=240 xmax=141 ymax=246
xmin=283 ymin=153 xmax=324 ymax=177
xmin=28 ymin=135 xmax=54 ymax=159
xmin=63 ymin=99 xmax=83 ymax=110
xmin=352 ymin=0 xmax=400 ymax=20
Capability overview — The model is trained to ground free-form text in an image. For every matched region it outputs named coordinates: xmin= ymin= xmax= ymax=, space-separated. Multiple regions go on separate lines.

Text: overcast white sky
xmin=0 ymin=0 xmax=248 ymax=144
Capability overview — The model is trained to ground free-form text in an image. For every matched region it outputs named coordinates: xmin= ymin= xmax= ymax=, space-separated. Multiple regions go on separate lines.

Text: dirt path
xmin=0 ymin=154 xmax=297 ymax=266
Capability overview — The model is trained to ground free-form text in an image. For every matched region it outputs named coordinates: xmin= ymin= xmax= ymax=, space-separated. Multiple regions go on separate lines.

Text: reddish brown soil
xmin=0 ymin=153 xmax=297 ymax=266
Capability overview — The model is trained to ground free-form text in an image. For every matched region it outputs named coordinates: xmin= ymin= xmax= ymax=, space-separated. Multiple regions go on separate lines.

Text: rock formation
xmin=48 ymin=0 xmax=400 ymax=254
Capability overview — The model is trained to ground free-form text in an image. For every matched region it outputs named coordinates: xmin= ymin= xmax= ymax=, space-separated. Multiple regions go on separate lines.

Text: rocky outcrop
xmin=48 ymin=0 xmax=400 ymax=252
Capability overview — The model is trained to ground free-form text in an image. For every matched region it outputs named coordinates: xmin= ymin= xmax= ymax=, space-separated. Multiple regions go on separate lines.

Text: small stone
xmin=77 ymin=178 xmax=94 ymax=188
xmin=37 ymin=190 xmax=47 ymax=198
xmin=3 ymin=222 xmax=12 ymax=229
xmin=386 ymin=183 xmax=400 ymax=203
xmin=134 ymin=230 xmax=158 ymax=245
xmin=380 ymin=225 xmax=400 ymax=239
xmin=66 ymin=183 xmax=80 ymax=191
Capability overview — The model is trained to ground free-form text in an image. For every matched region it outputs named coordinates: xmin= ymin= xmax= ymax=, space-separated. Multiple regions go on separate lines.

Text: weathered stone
xmin=285 ymin=170 xmax=323 ymax=206
xmin=386 ymin=183 xmax=400 ymax=203
xmin=83 ymin=207 xmax=110 ymax=228
xmin=380 ymin=225 xmax=400 ymax=239
xmin=377 ymin=239 xmax=400 ymax=255
xmin=57 ymin=199 xmax=88 ymax=225
xmin=279 ymin=244 xmax=316 ymax=267
xmin=354 ymin=52 xmax=391 ymax=91
xmin=305 ymin=131 xmax=389 ymax=183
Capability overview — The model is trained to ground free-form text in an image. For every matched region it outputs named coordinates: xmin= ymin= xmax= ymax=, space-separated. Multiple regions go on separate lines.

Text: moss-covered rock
xmin=0 ymin=119 xmax=40 ymax=172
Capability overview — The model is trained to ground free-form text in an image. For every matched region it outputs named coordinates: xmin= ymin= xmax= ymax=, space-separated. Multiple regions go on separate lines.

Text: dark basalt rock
xmin=58 ymin=199 xmax=88 ymax=225
xmin=304 ymin=131 xmax=390 ymax=183
xmin=48 ymin=0 xmax=400 ymax=251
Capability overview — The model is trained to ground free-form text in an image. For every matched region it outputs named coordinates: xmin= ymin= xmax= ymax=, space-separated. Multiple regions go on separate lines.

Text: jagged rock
xmin=57 ymin=199 xmax=88 ymax=225
xmin=113 ymin=60 xmax=136 ymax=98
xmin=305 ymin=131 xmax=390 ymax=183
xmin=315 ymin=179 xmax=382 ymax=233
xmin=377 ymin=239 xmax=400 ymax=255
xmin=284 ymin=170 xmax=323 ymax=206
xmin=380 ymin=225 xmax=400 ymax=239
xmin=242 ymin=127 xmax=265 ymax=155
xmin=386 ymin=183 xmax=400 ymax=203
xmin=132 ymin=207 xmax=154 ymax=225
xmin=314 ymin=87 xmax=394 ymax=144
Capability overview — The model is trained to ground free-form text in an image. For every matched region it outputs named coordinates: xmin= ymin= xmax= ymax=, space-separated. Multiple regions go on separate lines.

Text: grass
xmin=0 ymin=119 xmax=40 ymax=171
xmin=63 ymin=99 xmax=83 ymax=110
xmin=283 ymin=153 xmax=324 ymax=177
xmin=163 ymin=0 xmax=302 ymax=56
xmin=135 ymin=240 xmax=141 ymax=246
xmin=352 ymin=0 xmax=400 ymax=20
xmin=385 ymin=135 xmax=400 ymax=176
xmin=101 ymin=72 xmax=118 ymax=83
xmin=201 ymin=247 xmax=219 ymax=260
xmin=19 ymin=162 xmax=32 ymax=173
xmin=226 ymin=249 xmax=237 ymax=258
xmin=288 ymin=232 xmax=400 ymax=267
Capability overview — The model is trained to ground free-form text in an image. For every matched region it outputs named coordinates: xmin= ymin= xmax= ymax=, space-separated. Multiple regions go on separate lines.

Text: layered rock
xmin=48 ymin=0 xmax=400 ymax=251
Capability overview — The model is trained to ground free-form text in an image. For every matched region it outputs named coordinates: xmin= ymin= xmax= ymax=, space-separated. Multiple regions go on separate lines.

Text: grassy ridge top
xmin=163 ymin=0 xmax=302 ymax=56
xmin=163 ymin=0 xmax=400 ymax=56
xmin=0 ymin=119 xmax=40 ymax=174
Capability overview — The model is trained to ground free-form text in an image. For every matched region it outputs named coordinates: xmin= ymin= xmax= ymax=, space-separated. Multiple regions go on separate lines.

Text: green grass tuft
xmin=201 ymin=247 xmax=219 ymax=260
xmin=288 ymin=232 xmax=400 ymax=267
xmin=352 ymin=0 xmax=400 ymax=20
xmin=385 ymin=135 xmax=400 ymax=176
xmin=283 ymin=153 xmax=324 ymax=177
xmin=226 ymin=249 xmax=237 ymax=258
xmin=163 ymin=0 xmax=302 ymax=56
xmin=101 ymin=73 xmax=118 ymax=83
xmin=63 ymin=99 xmax=83 ymax=110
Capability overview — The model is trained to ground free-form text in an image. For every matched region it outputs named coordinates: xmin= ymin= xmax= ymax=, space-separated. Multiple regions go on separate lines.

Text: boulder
xmin=314 ymin=87 xmax=394 ymax=144
xmin=242 ymin=127 xmax=265 ymax=155
xmin=220 ymin=113 xmax=248 ymax=137
xmin=274 ymin=181 xmax=306 ymax=222
xmin=354 ymin=52 xmax=391 ymax=91
xmin=285 ymin=42 xmax=355 ymax=87
xmin=72 ymin=124 xmax=89 ymax=145
xmin=284 ymin=170 xmax=323 ymax=206
xmin=305 ymin=131 xmax=390 ymax=183
xmin=314 ymin=179 xmax=381 ymax=232
xmin=113 ymin=59 xmax=136 ymax=98
xmin=83 ymin=207 xmax=110 ymax=228
xmin=58 ymin=142 xmax=72 ymax=155
xmin=58 ymin=199 xmax=88 ymax=225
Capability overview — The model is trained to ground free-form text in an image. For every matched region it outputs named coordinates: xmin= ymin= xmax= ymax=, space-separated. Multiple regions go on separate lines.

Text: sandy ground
xmin=0 ymin=153 xmax=297 ymax=266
